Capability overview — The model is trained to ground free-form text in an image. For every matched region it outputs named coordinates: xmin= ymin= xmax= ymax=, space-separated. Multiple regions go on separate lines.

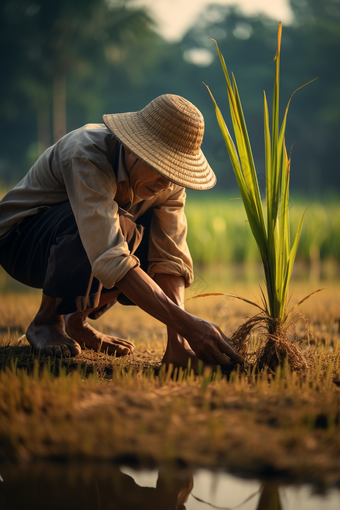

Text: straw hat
xmin=103 ymin=94 xmax=216 ymax=190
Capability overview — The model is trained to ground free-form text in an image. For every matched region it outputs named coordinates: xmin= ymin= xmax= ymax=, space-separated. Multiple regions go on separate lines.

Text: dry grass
xmin=1 ymin=276 xmax=340 ymax=484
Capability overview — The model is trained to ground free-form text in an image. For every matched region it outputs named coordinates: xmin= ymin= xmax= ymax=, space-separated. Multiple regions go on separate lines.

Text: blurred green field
xmin=1 ymin=184 xmax=339 ymax=281
xmin=185 ymin=194 xmax=340 ymax=270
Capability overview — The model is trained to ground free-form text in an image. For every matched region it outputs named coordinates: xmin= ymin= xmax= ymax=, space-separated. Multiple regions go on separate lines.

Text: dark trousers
xmin=0 ymin=202 xmax=152 ymax=314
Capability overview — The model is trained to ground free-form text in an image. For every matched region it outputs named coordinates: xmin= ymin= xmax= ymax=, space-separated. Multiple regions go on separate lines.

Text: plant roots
xmin=231 ymin=314 xmax=309 ymax=373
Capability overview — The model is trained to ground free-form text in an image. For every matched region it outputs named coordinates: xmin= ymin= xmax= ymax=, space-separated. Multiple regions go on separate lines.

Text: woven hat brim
xmin=103 ymin=111 xmax=217 ymax=191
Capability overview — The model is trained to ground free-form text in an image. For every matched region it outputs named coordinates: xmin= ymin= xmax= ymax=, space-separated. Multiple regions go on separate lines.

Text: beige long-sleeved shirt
xmin=0 ymin=124 xmax=194 ymax=289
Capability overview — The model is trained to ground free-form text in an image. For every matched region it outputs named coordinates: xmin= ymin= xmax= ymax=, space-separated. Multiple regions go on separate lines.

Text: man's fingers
xmin=222 ymin=334 xmax=234 ymax=346
xmin=210 ymin=345 xmax=235 ymax=367
xmin=218 ymin=338 xmax=244 ymax=363
xmin=209 ymin=322 xmax=234 ymax=346
xmin=219 ymin=330 xmax=234 ymax=346
xmin=200 ymin=346 xmax=234 ymax=368
xmin=201 ymin=352 xmax=217 ymax=365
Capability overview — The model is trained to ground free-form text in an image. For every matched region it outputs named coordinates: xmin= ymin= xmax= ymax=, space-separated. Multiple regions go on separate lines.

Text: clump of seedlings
xmin=205 ymin=23 xmax=320 ymax=372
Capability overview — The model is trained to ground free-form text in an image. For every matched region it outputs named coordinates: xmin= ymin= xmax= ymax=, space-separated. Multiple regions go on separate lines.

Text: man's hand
xmin=185 ymin=318 xmax=243 ymax=367
xmin=116 ymin=267 xmax=244 ymax=368
xmin=154 ymin=273 xmax=243 ymax=369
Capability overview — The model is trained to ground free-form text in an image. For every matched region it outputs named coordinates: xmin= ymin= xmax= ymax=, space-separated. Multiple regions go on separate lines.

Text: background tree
xmin=1 ymin=0 xmax=339 ymax=195
xmin=285 ymin=0 xmax=340 ymax=192
xmin=0 ymin=0 xmax=157 ymax=179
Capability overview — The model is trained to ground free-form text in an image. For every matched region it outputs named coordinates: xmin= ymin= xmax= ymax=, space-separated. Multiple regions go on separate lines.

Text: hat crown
xmin=102 ymin=93 xmax=216 ymax=190
xmin=139 ymin=94 xmax=204 ymax=156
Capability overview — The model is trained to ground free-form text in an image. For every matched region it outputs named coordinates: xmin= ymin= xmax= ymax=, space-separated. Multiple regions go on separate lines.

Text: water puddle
xmin=0 ymin=462 xmax=339 ymax=509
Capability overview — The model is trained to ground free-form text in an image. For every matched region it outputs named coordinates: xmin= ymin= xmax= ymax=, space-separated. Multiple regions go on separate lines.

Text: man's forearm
xmin=154 ymin=273 xmax=187 ymax=348
xmin=154 ymin=273 xmax=185 ymax=308
xmin=115 ymin=266 xmax=195 ymax=337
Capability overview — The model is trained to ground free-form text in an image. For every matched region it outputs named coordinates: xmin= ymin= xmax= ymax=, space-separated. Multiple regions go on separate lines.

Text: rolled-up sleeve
xmin=61 ymin=158 xmax=139 ymax=289
xmin=147 ymin=186 xmax=194 ymax=288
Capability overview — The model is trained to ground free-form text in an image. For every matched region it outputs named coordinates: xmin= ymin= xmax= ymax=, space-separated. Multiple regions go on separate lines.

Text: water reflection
xmin=0 ymin=463 xmax=193 ymax=510
xmin=99 ymin=466 xmax=193 ymax=510
xmin=256 ymin=485 xmax=281 ymax=510
xmin=0 ymin=463 xmax=339 ymax=510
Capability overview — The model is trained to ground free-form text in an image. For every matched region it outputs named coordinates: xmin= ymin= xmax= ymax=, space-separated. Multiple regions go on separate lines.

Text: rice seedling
xmin=205 ymin=23 xmax=319 ymax=371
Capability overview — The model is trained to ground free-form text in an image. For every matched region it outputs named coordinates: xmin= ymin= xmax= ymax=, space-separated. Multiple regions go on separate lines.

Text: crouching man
xmin=0 ymin=94 xmax=243 ymax=370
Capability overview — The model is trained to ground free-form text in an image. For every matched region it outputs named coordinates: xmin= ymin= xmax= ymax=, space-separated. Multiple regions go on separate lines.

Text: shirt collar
xmin=117 ymin=143 xmax=130 ymax=184
xmin=116 ymin=143 xmax=134 ymax=208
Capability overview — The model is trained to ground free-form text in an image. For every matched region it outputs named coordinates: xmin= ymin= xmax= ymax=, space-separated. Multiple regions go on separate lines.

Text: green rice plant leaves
xmin=231 ymin=73 xmax=265 ymax=229
xmin=186 ymin=292 xmax=266 ymax=313
xmin=264 ymin=91 xmax=271 ymax=212
xmin=286 ymin=288 xmax=325 ymax=317
xmin=204 ymin=83 xmax=267 ymax=256
xmin=207 ymin=22 xmax=317 ymax=326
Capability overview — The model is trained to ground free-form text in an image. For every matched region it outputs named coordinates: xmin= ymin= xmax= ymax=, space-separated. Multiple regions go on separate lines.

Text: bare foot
xmin=65 ymin=312 xmax=135 ymax=356
xmin=26 ymin=318 xmax=81 ymax=358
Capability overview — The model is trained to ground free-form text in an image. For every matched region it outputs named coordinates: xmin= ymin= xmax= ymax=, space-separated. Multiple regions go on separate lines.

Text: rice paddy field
xmin=1 ymin=195 xmax=340 ymax=507
xmin=185 ymin=194 xmax=340 ymax=273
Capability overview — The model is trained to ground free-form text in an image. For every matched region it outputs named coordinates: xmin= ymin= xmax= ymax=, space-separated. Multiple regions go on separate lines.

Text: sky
xmin=132 ymin=0 xmax=294 ymax=41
